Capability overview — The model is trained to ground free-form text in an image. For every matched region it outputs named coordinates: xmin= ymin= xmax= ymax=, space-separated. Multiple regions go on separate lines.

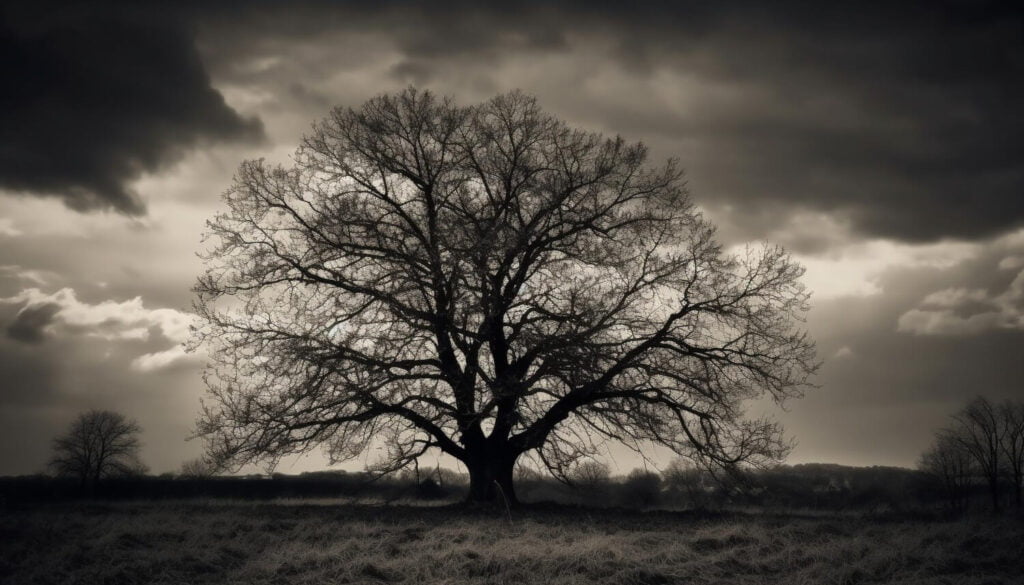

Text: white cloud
xmin=2 ymin=287 xmax=198 ymax=370
xmin=895 ymin=228 xmax=1024 ymax=336
xmin=131 ymin=346 xmax=198 ymax=372
xmin=0 ymin=265 xmax=57 ymax=286
xmin=898 ymin=269 xmax=1024 ymax=335
xmin=0 ymin=218 xmax=21 ymax=237
xmin=998 ymin=255 xmax=1024 ymax=270
xmin=833 ymin=346 xmax=854 ymax=359
xmin=766 ymin=237 xmax=978 ymax=299
xmin=2 ymin=287 xmax=193 ymax=341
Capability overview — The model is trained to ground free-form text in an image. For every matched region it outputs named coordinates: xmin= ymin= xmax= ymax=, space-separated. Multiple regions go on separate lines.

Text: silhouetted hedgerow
xmin=0 ymin=462 xmax=994 ymax=512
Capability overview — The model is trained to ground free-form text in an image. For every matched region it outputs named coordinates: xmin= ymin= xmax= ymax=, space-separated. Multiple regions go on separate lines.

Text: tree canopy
xmin=924 ymin=396 xmax=1024 ymax=512
xmin=50 ymin=409 xmax=145 ymax=487
xmin=193 ymin=88 xmax=817 ymax=503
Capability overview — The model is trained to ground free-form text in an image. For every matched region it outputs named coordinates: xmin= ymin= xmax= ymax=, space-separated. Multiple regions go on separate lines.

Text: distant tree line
xmin=0 ymin=470 xmax=442 ymax=503
xmin=919 ymin=396 xmax=1024 ymax=514
xmin=0 ymin=459 xmax=964 ymax=513
xmin=517 ymin=460 xmax=943 ymax=512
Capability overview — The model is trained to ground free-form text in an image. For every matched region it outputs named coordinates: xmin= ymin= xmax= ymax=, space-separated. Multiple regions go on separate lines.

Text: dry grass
xmin=2 ymin=501 xmax=1022 ymax=584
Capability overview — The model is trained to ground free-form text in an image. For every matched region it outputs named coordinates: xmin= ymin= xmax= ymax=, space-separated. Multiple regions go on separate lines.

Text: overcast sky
xmin=1 ymin=1 xmax=1022 ymax=476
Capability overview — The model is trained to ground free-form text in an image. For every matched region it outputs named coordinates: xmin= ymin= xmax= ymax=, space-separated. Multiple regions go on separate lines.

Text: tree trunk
xmin=1014 ymin=471 xmax=1022 ymax=509
xmin=989 ymin=474 xmax=1001 ymax=513
xmin=465 ymin=450 xmax=518 ymax=507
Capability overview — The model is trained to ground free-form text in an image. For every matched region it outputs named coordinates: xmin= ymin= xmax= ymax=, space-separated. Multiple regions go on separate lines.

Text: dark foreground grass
xmin=2 ymin=501 xmax=1022 ymax=584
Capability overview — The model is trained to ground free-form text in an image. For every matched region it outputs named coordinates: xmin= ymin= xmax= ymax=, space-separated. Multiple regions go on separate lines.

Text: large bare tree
xmin=193 ymin=89 xmax=817 ymax=504
xmin=50 ymin=410 xmax=146 ymax=488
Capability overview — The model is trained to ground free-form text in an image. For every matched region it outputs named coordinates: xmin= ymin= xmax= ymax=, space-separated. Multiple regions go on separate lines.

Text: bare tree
xmin=998 ymin=400 xmax=1024 ymax=509
xmin=179 ymin=457 xmax=218 ymax=479
xmin=193 ymin=88 xmax=817 ymax=504
xmin=949 ymin=396 xmax=1003 ymax=512
xmin=568 ymin=460 xmax=612 ymax=500
xmin=50 ymin=410 xmax=146 ymax=488
xmin=919 ymin=433 xmax=974 ymax=513
xmin=664 ymin=458 xmax=717 ymax=509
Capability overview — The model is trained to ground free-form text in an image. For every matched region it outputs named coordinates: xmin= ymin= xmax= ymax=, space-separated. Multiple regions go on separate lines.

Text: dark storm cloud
xmin=5 ymin=302 xmax=59 ymax=344
xmin=599 ymin=1 xmax=1024 ymax=244
xmin=0 ymin=2 xmax=264 ymax=214
xmin=194 ymin=1 xmax=1023 ymax=244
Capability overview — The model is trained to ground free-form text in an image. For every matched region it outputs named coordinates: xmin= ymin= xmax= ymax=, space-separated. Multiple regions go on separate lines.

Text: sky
xmin=1 ymin=1 xmax=1022 ymax=476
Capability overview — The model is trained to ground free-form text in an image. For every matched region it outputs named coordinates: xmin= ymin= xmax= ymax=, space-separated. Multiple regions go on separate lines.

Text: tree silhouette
xmin=567 ymin=460 xmax=612 ymax=502
xmin=919 ymin=433 xmax=974 ymax=513
xmin=998 ymin=400 xmax=1024 ymax=509
xmin=179 ymin=457 xmax=217 ymax=479
xmin=948 ymin=396 xmax=1004 ymax=512
xmin=194 ymin=88 xmax=817 ymax=504
xmin=50 ymin=410 xmax=146 ymax=489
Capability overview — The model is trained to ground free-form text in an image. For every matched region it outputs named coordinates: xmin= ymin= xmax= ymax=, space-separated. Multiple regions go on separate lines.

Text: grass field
xmin=2 ymin=501 xmax=1022 ymax=584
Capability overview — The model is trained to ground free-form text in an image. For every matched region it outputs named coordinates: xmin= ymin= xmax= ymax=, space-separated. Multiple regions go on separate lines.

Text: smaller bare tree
xmin=568 ymin=460 xmax=612 ymax=502
xmin=179 ymin=457 xmax=218 ymax=479
xmin=999 ymin=400 xmax=1024 ymax=509
xmin=949 ymin=397 xmax=1003 ymax=512
xmin=664 ymin=459 xmax=716 ymax=510
xmin=50 ymin=410 xmax=146 ymax=489
xmin=920 ymin=433 xmax=974 ymax=513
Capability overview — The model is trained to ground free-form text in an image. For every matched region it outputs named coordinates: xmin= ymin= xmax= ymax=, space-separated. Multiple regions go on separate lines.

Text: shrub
xmin=619 ymin=469 xmax=662 ymax=508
